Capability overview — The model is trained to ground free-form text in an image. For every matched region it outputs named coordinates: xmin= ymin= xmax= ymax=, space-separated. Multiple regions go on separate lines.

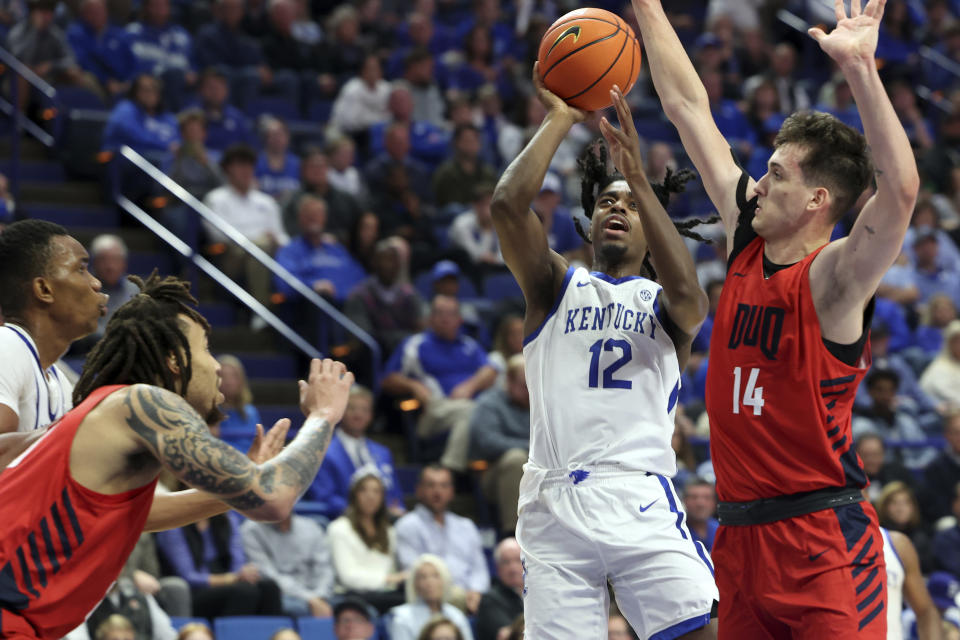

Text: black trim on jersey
xmin=823 ymin=297 xmax=875 ymax=367
xmin=728 ymin=149 xmax=760 ymax=272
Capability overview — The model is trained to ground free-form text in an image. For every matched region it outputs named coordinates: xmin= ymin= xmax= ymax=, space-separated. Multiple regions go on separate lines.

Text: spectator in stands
xmin=532 ymin=172 xmax=585 ymax=261
xmin=327 ymin=469 xmax=407 ymax=613
xmin=402 ymin=48 xmax=446 ymax=128
xmin=203 ymin=143 xmax=288 ymax=306
xmin=449 ymin=183 xmax=502 ymax=276
xmin=364 ymin=122 xmax=431 ymax=205
xmin=241 ymin=511 xmax=335 ymax=618
xmin=283 ymin=148 xmax=363 ymax=242
xmin=383 ymin=295 xmax=497 ymax=471
xmin=345 ymin=238 xmax=424 ymax=356
xmin=0 ymin=172 xmax=14 ymax=231
xmin=418 ymin=619 xmax=464 ymax=640
xmin=94 ymin=615 xmax=136 ymax=640
xmin=853 ymin=369 xmax=935 ymax=470
xmin=921 ymin=320 xmax=960 ymax=413
xmin=156 ymin=512 xmax=283 ymax=617
xmin=682 ymin=478 xmax=719 ymax=552
xmin=469 ymin=354 xmax=529 ymax=534
xmin=309 ymin=384 xmax=405 ymax=519
xmin=911 ymin=230 xmax=960 ymax=310
xmin=389 ymin=554 xmax=474 ymax=640
xmin=347 ymin=210 xmax=381 ymax=273
xmin=743 ymin=42 xmax=810 ymax=113
xmin=916 ymin=294 xmax=958 ymax=356
xmin=920 ymin=106 xmax=960 ymax=203
xmin=125 ymin=0 xmax=195 ymax=109
xmin=6 ymin=0 xmax=97 ymax=108
xmin=120 ymin=533 xmax=191 ymax=617
xmin=215 ymin=354 xmax=260 ymax=449
xmin=326 ymin=134 xmax=367 ymax=202
xmin=904 ymin=196 xmax=960 ymax=275
xmin=396 ymin=465 xmax=490 ymax=612
xmin=877 ymin=481 xmax=934 ymax=573
xmin=194 ymin=0 xmax=265 ymax=107
xmin=87 ymin=576 xmax=176 ymax=640
xmin=702 ymin=67 xmax=754 ymax=159
xmin=475 ymin=538 xmax=523 ymax=640
xmin=255 ymin=116 xmax=301 ymax=201
xmin=921 ymin=411 xmax=960 ymax=522
xmin=814 ymin=73 xmax=863 ymax=132
xmin=888 ymin=78 xmax=934 ymax=151
xmin=290 ymin=0 xmax=320 ymax=46
xmin=169 ymin=108 xmax=222 ymax=200
xmin=855 ymin=323 xmax=937 ymax=418
xmin=274 ymin=194 xmax=367 ymax=304
xmin=193 ymin=68 xmax=255 ymax=153
xmin=259 ymin=0 xmax=319 ymax=105
xmin=66 ymin=0 xmax=136 ymax=100
xmin=476 ymin=83 xmax=520 ymax=171
xmin=857 ymin=433 xmax=916 ymax=503
xmin=101 ymin=73 xmax=180 ymax=156
xmin=333 ymin=599 xmax=376 ymax=640
xmin=330 ymin=51 xmax=391 ymax=135
xmin=176 ymin=622 xmax=213 ymax=640
xmin=85 ymin=234 xmax=139 ymax=343
xmin=369 ymin=81 xmax=450 ymax=169
xmin=441 ymin=24 xmax=513 ymax=101
xmin=322 ymin=4 xmax=368 ymax=84
xmin=433 ymin=124 xmax=497 ymax=209
xmin=488 ymin=314 xmax=523 ymax=389
xmin=932 ymin=482 xmax=960 ymax=580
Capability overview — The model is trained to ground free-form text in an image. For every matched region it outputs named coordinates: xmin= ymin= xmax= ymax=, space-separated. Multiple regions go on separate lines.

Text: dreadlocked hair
xmin=575 ymin=139 xmax=720 ymax=280
xmin=73 ymin=272 xmax=210 ymax=405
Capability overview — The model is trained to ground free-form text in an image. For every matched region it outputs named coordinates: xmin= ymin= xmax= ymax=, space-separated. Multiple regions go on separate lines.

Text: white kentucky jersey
xmin=0 ymin=324 xmax=73 ymax=432
xmin=523 ymin=265 xmax=681 ymax=474
xmin=882 ymin=527 xmax=905 ymax=640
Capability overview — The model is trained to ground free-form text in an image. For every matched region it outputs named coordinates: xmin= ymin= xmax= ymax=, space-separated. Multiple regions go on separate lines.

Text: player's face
xmin=179 ymin=316 xmax=224 ymax=423
xmin=414 ymin=563 xmax=444 ymax=602
xmin=752 ymin=144 xmax=823 ymax=242
xmin=590 ymin=180 xmax=647 ymax=264
xmin=44 ymin=235 xmax=108 ymax=341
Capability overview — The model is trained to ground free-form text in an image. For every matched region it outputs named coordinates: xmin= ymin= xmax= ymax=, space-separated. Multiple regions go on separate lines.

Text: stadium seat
xmin=306 ymin=99 xmax=333 ymax=124
xmin=296 ymin=616 xmax=335 ymax=638
xmin=481 ymin=272 xmax=522 ymax=301
xmin=169 ymin=617 xmax=209 ymax=630
xmin=246 ymin=96 xmax=301 ymax=121
xmin=213 ymin=617 xmax=294 ymax=639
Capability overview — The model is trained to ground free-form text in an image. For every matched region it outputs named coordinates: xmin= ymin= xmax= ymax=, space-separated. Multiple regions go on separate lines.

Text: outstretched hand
xmin=598 ymin=85 xmax=645 ymax=180
xmin=532 ymin=62 xmax=588 ymax=124
xmin=246 ymin=418 xmax=291 ymax=464
xmin=808 ymin=0 xmax=886 ymax=67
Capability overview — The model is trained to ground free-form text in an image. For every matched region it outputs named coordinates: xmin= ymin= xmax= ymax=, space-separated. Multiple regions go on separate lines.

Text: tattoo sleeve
xmin=123 ymin=385 xmax=333 ymax=514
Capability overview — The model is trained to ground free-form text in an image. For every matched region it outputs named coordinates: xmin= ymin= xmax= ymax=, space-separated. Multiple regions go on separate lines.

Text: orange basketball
xmin=537 ymin=7 xmax=642 ymax=112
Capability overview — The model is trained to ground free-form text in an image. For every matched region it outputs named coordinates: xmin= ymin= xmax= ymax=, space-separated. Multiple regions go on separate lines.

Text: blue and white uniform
xmin=881 ymin=527 xmax=905 ymax=640
xmin=518 ymin=265 xmax=718 ymax=639
xmin=0 ymin=324 xmax=72 ymax=432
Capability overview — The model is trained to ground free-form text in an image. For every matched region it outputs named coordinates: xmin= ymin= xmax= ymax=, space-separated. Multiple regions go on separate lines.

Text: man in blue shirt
xmin=192 ymin=69 xmax=255 ymax=152
xmin=682 ymin=478 xmax=719 ymax=553
xmin=193 ymin=0 xmax=265 ymax=107
xmin=126 ymin=0 xmax=195 ymax=109
xmin=383 ymin=294 xmax=498 ymax=471
xmin=66 ymin=0 xmax=136 ymax=99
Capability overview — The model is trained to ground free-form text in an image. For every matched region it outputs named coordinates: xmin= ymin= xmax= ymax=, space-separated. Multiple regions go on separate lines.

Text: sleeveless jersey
xmin=523 ymin=265 xmax=681 ymax=474
xmin=882 ymin=528 xmax=905 ymax=640
xmin=0 ymin=324 xmax=73 ymax=432
xmin=0 ymin=385 xmax=157 ymax=638
xmin=705 ymin=197 xmax=871 ymax=503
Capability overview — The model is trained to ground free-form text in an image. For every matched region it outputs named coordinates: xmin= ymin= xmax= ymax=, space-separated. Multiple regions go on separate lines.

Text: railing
xmin=113 ymin=146 xmax=383 ymax=388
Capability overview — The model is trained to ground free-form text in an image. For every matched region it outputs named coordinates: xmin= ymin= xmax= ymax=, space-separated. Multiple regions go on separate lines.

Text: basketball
xmin=537 ymin=8 xmax=643 ymax=112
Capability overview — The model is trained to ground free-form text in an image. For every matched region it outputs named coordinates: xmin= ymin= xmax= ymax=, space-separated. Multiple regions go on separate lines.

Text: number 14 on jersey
xmin=732 ymin=367 xmax=764 ymax=416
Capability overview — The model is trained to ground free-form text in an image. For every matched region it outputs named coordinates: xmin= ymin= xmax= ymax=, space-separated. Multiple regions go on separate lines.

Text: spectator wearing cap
xmin=190 ymin=69 xmax=256 ymax=153
xmin=432 ymin=124 xmax=498 ymax=209
xmin=307 ymin=385 xmax=406 ymax=521
xmin=468 ymin=354 xmax=529 ymax=535
xmin=193 ymin=0 xmax=265 ymax=107
xmin=203 ymin=144 xmax=288 ymax=305
xmin=255 ymin=116 xmax=301 ymax=201
xmin=448 ymin=183 xmax=502 ymax=278
xmin=388 ymin=554 xmax=475 ymax=640
xmin=327 ymin=469 xmax=407 ymax=614
xmin=853 ymin=369 xmax=936 ymax=470
xmin=125 ymin=0 xmax=195 ymax=110
xmin=283 ymin=148 xmax=363 ymax=243
xmin=333 ymin=598 xmax=376 ymax=640
xmin=344 ymin=238 xmax=424 ymax=356
xmin=932 ymin=482 xmax=960 ymax=580
xmin=66 ymin=0 xmax=137 ymax=100
xmin=475 ymin=538 xmax=523 ymax=640
xmin=383 ymin=295 xmax=498 ymax=471
xmin=857 ymin=433 xmax=916 ymax=503
xmin=101 ymin=73 xmax=180 ymax=157
xmin=532 ymin=173 xmax=585 ymax=261
xmin=920 ymin=321 xmax=960 ymax=414
xmin=921 ymin=411 xmax=960 ymax=522
xmin=240 ymin=511 xmax=335 ymax=618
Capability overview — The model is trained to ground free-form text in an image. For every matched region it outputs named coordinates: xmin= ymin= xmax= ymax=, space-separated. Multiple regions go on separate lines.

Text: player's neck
xmin=762 ymin=231 xmax=829 ymax=266
xmin=15 ymin=313 xmax=73 ymax=370
xmin=593 ymin=257 xmax=646 ymax=280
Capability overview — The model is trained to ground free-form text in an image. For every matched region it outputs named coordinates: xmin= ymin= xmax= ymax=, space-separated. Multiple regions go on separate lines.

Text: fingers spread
xmin=835 ymin=0 xmax=846 ymax=21
xmin=851 ymin=0 xmax=862 ymax=17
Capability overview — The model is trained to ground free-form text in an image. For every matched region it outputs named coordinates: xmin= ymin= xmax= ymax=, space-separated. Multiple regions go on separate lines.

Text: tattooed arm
xmin=125 ymin=359 xmax=353 ymax=522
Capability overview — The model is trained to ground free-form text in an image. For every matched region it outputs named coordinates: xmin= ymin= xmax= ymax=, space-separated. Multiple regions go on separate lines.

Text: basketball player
xmin=881 ymin=527 xmax=943 ymax=640
xmin=489 ymin=67 xmax=718 ymax=639
xmin=0 ymin=273 xmax=354 ymax=639
xmin=632 ymin=0 xmax=918 ymax=635
xmin=0 ymin=219 xmax=287 ymax=531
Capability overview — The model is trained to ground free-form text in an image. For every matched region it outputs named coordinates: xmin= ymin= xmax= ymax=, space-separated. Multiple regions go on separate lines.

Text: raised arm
xmin=631 ymin=0 xmax=748 ymax=239
xmin=599 ymin=86 xmax=708 ymax=343
xmin=809 ymin=0 xmax=920 ymax=304
xmin=125 ymin=358 xmax=353 ymax=522
xmin=490 ymin=64 xmax=583 ymax=325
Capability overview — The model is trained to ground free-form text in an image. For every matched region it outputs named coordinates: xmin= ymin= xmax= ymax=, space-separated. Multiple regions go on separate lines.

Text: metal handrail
xmin=115 ymin=146 xmax=383 ymax=388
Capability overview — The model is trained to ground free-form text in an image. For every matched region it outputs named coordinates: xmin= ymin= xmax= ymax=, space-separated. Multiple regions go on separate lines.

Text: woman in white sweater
xmin=327 ymin=468 xmax=407 ymax=613
xmin=920 ymin=320 xmax=960 ymax=414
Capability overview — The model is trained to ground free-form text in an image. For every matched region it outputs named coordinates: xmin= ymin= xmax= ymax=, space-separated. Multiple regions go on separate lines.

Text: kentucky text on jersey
xmin=563 ymin=302 xmax=660 ymax=339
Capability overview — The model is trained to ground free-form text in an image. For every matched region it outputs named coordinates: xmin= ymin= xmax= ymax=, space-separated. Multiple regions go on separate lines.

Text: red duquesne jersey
xmin=706 ymin=191 xmax=871 ymax=504
xmin=0 ymin=385 xmax=157 ymax=639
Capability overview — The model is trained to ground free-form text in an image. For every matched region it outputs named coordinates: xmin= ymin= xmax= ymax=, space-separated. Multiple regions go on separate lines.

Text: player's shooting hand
xmin=246 ymin=418 xmax=291 ymax=464
xmin=299 ymin=358 xmax=355 ymax=424
xmin=808 ymin=0 xmax=885 ymax=69
xmin=598 ymin=85 xmax=646 ymax=181
xmin=532 ymin=62 xmax=588 ymax=124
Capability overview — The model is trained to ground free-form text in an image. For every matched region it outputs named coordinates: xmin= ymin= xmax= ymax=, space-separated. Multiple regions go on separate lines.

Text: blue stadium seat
xmin=213 ymin=616 xmax=294 ymax=639
xmin=56 ymin=86 xmax=106 ymax=111
xmin=169 ymin=617 xmax=209 ymax=630
xmin=246 ymin=96 xmax=301 ymax=121
xmin=481 ymin=272 xmax=522 ymax=301
xmin=296 ymin=616 xmax=335 ymax=638
xmin=306 ymin=99 xmax=333 ymax=125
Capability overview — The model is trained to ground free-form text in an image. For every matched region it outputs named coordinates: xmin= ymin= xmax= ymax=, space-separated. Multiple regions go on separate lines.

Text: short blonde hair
xmin=95 ymin=615 xmax=134 ymax=640
xmin=406 ymin=553 xmax=453 ymax=604
xmin=177 ymin=622 xmax=214 ymax=640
